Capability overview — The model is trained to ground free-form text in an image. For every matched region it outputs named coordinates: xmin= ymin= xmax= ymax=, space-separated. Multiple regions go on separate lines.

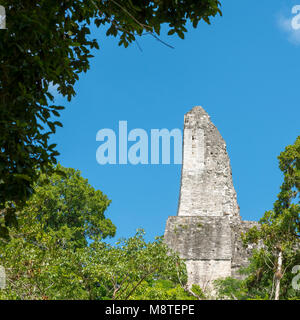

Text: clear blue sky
xmin=51 ymin=0 xmax=300 ymax=243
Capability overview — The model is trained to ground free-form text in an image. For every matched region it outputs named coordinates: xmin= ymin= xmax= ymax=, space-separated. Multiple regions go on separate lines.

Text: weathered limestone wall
xmin=164 ymin=216 xmax=232 ymax=287
xmin=185 ymin=260 xmax=232 ymax=289
xmin=177 ymin=107 xmax=240 ymax=218
xmin=164 ymin=106 xmax=258 ymax=292
xmin=231 ymin=220 xmax=260 ymax=279
xmin=164 ymin=216 xmax=232 ymax=260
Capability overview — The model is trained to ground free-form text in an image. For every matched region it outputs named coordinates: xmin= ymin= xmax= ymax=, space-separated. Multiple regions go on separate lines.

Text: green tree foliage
xmin=0 ymin=225 xmax=190 ymax=300
xmin=81 ymin=230 xmax=190 ymax=300
xmin=214 ymin=277 xmax=250 ymax=300
xmin=215 ymin=137 xmax=300 ymax=300
xmin=0 ymin=164 xmax=116 ymax=242
xmin=0 ymin=164 xmax=116 ymax=298
xmin=0 ymin=165 xmax=192 ymax=299
xmin=130 ymin=280 xmax=204 ymax=300
xmin=0 ymin=0 xmax=222 ymax=225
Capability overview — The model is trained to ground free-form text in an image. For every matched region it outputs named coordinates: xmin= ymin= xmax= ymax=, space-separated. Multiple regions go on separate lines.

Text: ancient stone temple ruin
xmin=164 ymin=106 xmax=258 ymax=290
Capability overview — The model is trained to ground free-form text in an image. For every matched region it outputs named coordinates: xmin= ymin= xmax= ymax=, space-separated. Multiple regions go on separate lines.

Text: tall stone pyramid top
xmin=177 ymin=106 xmax=240 ymax=218
xmin=184 ymin=106 xmax=214 ymax=129
xmin=188 ymin=105 xmax=209 ymax=115
xmin=165 ymin=107 xmax=258 ymax=290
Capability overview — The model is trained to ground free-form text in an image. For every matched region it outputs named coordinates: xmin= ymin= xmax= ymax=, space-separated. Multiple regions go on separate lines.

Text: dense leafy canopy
xmin=0 ymin=164 xmax=200 ymax=300
xmin=0 ymin=164 xmax=116 ymax=241
xmin=81 ymin=231 xmax=193 ymax=300
xmin=0 ymin=0 xmax=222 ymax=226
xmin=0 ymin=226 xmax=191 ymax=300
